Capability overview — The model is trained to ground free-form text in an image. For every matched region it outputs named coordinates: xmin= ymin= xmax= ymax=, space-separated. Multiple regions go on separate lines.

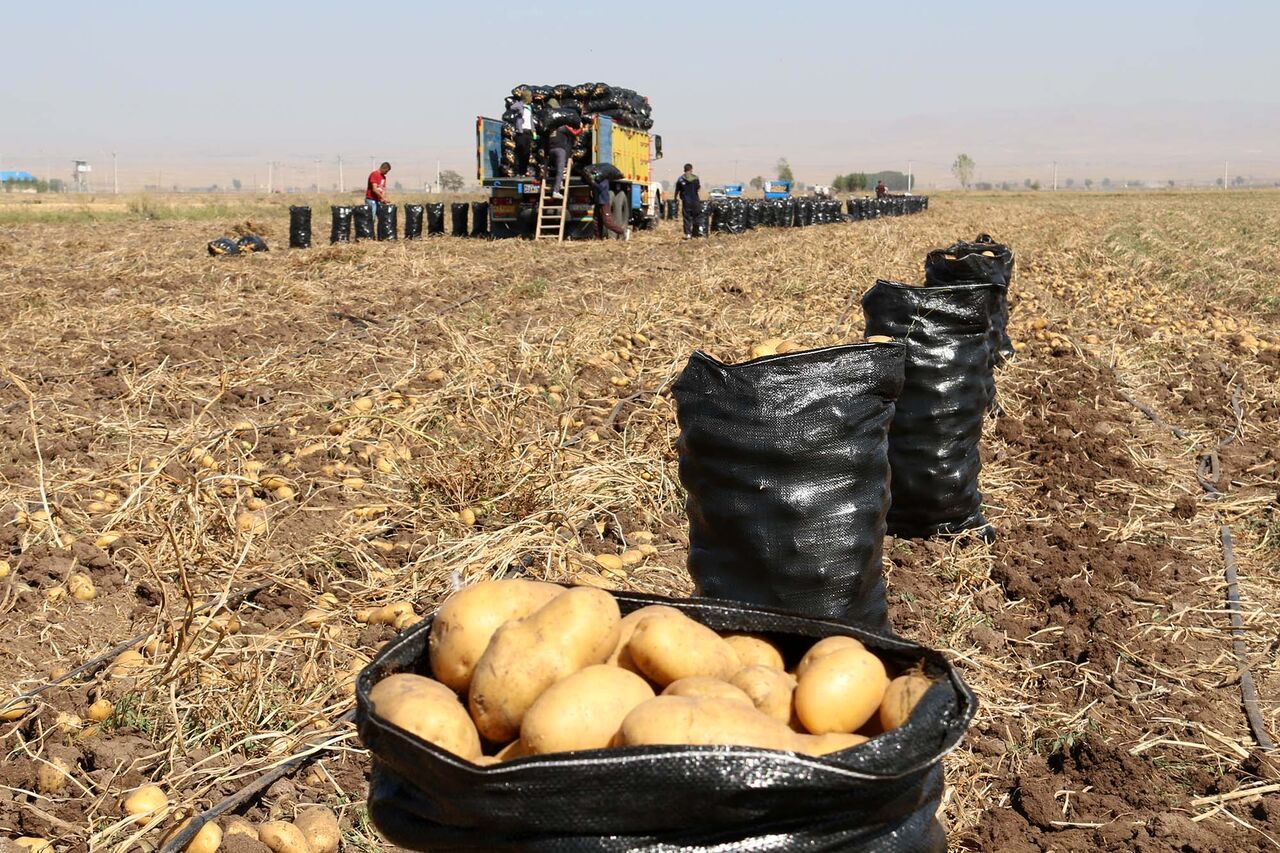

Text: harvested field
xmin=1 ymin=190 xmax=1279 ymax=851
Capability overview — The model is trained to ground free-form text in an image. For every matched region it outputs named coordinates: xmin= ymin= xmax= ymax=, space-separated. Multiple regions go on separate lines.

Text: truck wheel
xmin=610 ymin=190 xmax=631 ymax=240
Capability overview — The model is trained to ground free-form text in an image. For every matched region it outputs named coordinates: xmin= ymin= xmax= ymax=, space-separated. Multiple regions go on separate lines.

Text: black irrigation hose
xmin=1114 ymin=365 xmax=1274 ymax=750
xmin=4 ymin=583 xmax=274 ymax=710
xmin=1220 ymin=525 xmax=1275 ymax=752
xmin=158 ymin=708 xmax=358 ymax=853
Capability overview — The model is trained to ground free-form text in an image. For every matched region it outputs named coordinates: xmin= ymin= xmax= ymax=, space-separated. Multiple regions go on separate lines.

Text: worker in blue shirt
xmin=593 ymin=175 xmax=628 ymax=240
xmin=675 ymin=164 xmax=702 ymax=239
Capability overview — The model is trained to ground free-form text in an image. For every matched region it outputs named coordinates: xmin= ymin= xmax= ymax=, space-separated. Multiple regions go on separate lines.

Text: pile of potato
xmin=366 ymin=581 xmax=932 ymax=763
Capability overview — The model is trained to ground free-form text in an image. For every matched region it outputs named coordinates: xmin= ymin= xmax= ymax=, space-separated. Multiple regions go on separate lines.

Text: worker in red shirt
xmin=367 ymin=162 xmax=391 ymax=221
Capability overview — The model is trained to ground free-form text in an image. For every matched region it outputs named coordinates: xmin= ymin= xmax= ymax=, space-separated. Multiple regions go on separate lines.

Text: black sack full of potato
xmin=451 ymin=203 xmax=469 ymax=237
xmin=404 ymin=204 xmax=424 ymax=240
xmin=377 ymin=204 xmax=399 ymax=241
xmin=862 ymin=280 xmax=1002 ymax=539
xmin=359 ymin=590 xmax=976 ymax=851
xmin=469 ymin=202 xmax=490 ymax=238
xmin=353 ymin=204 xmax=375 ymax=240
xmin=330 ymin=206 xmax=353 ymax=243
xmin=924 ymin=235 xmax=1016 ymax=366
xmin=289 ymin=206 xmax=311 ymax=248
xmin=427 ymin=203 xmax=445 ymax=236
xmin=673 ymin=343 xmax=904 ymax=631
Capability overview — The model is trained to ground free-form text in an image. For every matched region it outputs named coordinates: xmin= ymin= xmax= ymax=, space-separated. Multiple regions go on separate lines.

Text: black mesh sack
xmin=376 ymin=203 xmax=398 ymax=241
xmin=289 ymin=206 xmax=311 ymax=248
xmin=330 ymin=206 xmax=353 ymax=243
xmin=236 ymin=234 xmax=268 ymax=253
xmin=665 ymin=199 xmax=679 ymax=220
xmin=404 ymin=204 xmax=424 ymax=239
xmin=359 ymin=590 xmax=976 ymax=852
xmin=924 ymin=235 xmax=1015 ymax=366
xmin=581 ymin=162 xmax=624 ymax=185
xmin=353 ymin=205 xmax=375 ymax=240
xmin=427 ymin=203 xmax=445 ymax=236
xmin=451 ymin=203 xmax=468 ymax=237
xmin=469 ymin=202 xmax=490 ymax=238
xmin=207 ymin=237 xmax=239 ymax=256
xmin=673 ymin=343 xmax=904 ymax=630
xmin=862 ymin=280 xmax=1002 ymax=539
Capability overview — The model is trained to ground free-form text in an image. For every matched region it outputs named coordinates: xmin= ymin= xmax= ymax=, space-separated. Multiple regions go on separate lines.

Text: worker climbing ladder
xmin=534 ymin=177 xmax=574 ymax=242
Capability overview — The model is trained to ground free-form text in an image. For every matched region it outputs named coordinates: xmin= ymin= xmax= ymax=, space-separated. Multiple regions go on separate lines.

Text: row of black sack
xmin=662 ymin=195 xmax=928 ymax=233
xmin=283 ymin=203 xmax=497 ymax=248
xmin=356 ymin=235 xmax=1012 ymax=853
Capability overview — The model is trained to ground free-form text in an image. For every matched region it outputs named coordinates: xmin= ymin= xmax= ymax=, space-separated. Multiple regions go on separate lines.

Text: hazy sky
xmin=3 ymin=0 xmax=1278 ymax=189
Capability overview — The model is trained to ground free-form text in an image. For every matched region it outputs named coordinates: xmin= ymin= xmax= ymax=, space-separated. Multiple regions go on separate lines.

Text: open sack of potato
xmin=356 ymin=581 xmax=976 ymax=851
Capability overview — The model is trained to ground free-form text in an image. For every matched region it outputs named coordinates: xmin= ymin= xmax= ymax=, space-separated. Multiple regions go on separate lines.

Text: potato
xmin=626 ymin=613 xmax=740 ymax=687
xmin=729 ymin=666 xmax=797 ymax=724
xmin=794 ymin=732 xmax=869 ymax=756
xmin=607 ymin=605 xmax=682 ymax=672
xmin=661 ymin=677 xmax=753 ymax=706
xmin=258 ymin=820 xmax=310 ymax=853
xmin=866 ymin=335 xmax=895 ymax=344
xmin=123 ymin=784 xmax=168 ymax=825
xmin=294 ymin=806 xmax=340 ymax=853
xmin=522 ymin=665 xmax=654 ymax=754
xmin=469 ymin=587 xmax=622 ymax=743
xmin=84 ymin=698 xmax=113 ymax=723
xmin=222 ymin=816 xmax=258 ymax=838
xmin=429 ymin=579 xmax=565 ymax=691
xmin=13 ymin=839 xmax=53 ymax=853
xmin=164 ymin=818 xmax=222 ymax=853
xmin=368 ymin=673 xmax=482 ymax=760
xmin=1 ymin=697 xmax=34 ymax=722
xmin=617 ymin=696 xmax=796 ymax=751
xmin=494 ymin=738 xmax=527 ymax=762
xmin=36 ymin=756 xmax=73 ymax=795
xmin=722 ymin=634 xmax=785 ymax=670
xmin=794 ymin=635 xmax=865 ymax=679
xmin=108 ymin=649 xmax=146 ymax=678
xmin=879 ymin=672 xmax=932 ymax=731
xmin=794 ymin=646 xmax=889 ymax=734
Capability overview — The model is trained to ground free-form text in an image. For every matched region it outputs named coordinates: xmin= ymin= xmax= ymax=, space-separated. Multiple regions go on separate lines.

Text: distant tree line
xmin=1 ymin=178 xmax=66 ymax=193
xmin=828 ymin=171 xmax=911 ymax=192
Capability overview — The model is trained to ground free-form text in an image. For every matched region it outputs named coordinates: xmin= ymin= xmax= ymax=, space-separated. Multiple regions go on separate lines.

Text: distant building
xmin=0 ymin=170 xmax=38 ymax=183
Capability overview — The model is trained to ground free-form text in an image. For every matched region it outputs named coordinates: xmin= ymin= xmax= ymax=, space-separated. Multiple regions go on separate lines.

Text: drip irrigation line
xmin=1220 ymin=525 xmax=1275 ymax=752
xmin=1111 ymin=364 xmax=1274 ymax=751
xmin=3 ymin=582 xmax=274 ymax=710
xmin=157 ymin=708 xmax=357 ymax=853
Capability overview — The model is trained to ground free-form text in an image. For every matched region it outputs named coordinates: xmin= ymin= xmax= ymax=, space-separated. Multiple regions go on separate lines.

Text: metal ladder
xmin=535 ymin=173 xmax=573 ymax=242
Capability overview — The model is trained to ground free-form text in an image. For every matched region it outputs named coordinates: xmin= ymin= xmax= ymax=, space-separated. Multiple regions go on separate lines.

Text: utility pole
xmin=338 ymin=155 xmax=345 ymax=193
xmin=907 ymin=160 xmax=913 ymax=194
xmin=1052 ymin=161 xmax=1058 ymax=191
xmin=112 ymin=152 xmax=119 ymax=194
xmin=314 ymin=159 xmax=321 ymax=192
xmin=436 ymin=159 xmax=441 ymax=194
xmin=267 ymin=161 xmax=274 ymax=194
xmin=1223 ymin=162 xmax=1229 ymax=189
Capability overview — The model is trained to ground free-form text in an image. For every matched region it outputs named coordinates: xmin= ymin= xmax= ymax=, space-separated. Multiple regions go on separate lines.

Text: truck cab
xmin=477 ymin=115 xmax=662 ymax=239
xmin=763 ymin=180 xmax=792 ymax=200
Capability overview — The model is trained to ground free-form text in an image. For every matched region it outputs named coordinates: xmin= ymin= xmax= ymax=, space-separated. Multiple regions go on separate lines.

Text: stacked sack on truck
xmin=497 ymin=83 xmax=653 ymax=179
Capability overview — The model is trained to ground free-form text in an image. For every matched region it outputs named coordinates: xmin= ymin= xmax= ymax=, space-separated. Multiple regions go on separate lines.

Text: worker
xmin=875 ymin=179 xmax=887 ymax=199
xmin=592 ymin=174 xmax=628 ymax=240
xmin=367 ymin=162 xmax=391 ymax=220
xmin=547 ymin=123 xmax=581 ymax=199
xmin=513 ymin=95 xmax=535 ymax=176
xmin=675 ymin=163 xmax=702 ymax=239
